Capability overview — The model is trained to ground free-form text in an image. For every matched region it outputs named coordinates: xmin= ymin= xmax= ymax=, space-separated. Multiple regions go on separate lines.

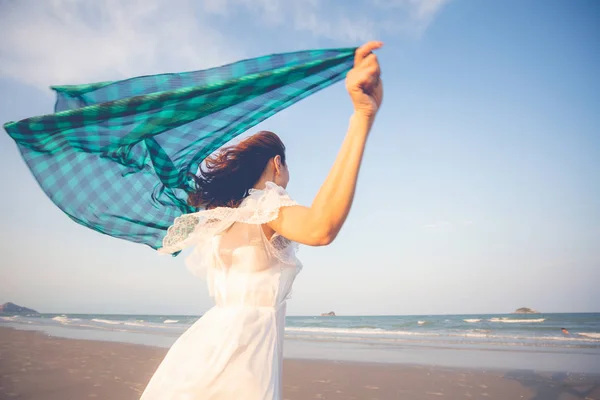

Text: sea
xmin=2 ymin=312 xmax=599 ymax=373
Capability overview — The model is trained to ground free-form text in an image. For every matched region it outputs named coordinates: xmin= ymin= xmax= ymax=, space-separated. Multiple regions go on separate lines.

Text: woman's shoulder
xmin=158 ymin=182 xmax=297 ymax=254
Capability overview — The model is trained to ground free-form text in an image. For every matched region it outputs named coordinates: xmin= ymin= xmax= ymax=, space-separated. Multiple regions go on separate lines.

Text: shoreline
xmin=3 ymin=320 xmax=600 ymax=374
xmin=1 ymin=327 xmax=599 ymax=399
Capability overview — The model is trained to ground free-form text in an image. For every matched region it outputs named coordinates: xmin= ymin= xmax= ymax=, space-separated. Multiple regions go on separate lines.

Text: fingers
xmin=353 ymin=54 xmax=380 ymax=90
xmin=363 ymin=53 xmax=381 ymax=76
xmin=347 ymin=41 xmax=383 ymax=96
xmin=354 ymin=41 xmax=383 ymax=65
xmin=355 ymin=45 xmax=382 ymax=83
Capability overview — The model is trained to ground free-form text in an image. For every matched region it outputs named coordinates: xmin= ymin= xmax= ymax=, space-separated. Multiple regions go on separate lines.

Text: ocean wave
xmin=456 ymin=332 xmax=599 ymax=343
xmin=0 ymin=316 xmax=18 ymax=321
xmin=76 ymin=319 xmax=181 ymax=330
xmin=50 ymin=315 xmax=80 ymax=323
xmin=464 ymin=319 xmax=481 ymax=323
xmin=578 ymin=332 xmax=600 ymax=339
xmin=285 ymin=327 xmax=600 ymax=344
xmin=444 ymin=329 xmax=600 ymax=343
xmin=488 ymin=318 xmax=545 ymax=323
xmin=163 ymin=319 xmax=179 ymax=324
xmin=124 ymin=322 xmax=146 ymax=327
xmin=91 ymin=319 xmax=121 ymax=325
xmin=461 ymin=332 xmax=491 ymax=338
xmin=285 ymin=327 xmax=439 ymax=337
xmin=418 ymin=321 xmax=426 ymax=325
xmin=352 ymin=325 xmax=380 ymax=330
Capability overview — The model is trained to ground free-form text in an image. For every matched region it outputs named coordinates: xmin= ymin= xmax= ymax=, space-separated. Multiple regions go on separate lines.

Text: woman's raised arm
xmin=267 ymin=41 xmax=383 ymax=246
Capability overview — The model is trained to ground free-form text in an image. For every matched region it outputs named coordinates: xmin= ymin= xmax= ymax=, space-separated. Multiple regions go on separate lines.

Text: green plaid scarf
xmin=3 ymin=48 xmax=356 ymax=252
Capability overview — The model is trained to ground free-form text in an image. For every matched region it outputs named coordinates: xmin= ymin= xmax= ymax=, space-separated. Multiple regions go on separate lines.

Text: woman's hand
xmin=346 ymin=41 xmax=383 ymax=120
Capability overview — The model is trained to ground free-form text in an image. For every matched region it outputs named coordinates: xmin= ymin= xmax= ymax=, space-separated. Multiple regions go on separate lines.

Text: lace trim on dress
xmin=158 ymin=181 xmax=298 ymax=254
xmin=158 ymin=181 xmax=301 ymax=283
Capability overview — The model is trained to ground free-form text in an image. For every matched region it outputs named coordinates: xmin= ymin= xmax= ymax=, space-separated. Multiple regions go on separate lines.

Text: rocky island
xmin=0 ymin=302 xmax=39 ymax=315
xmin=320 ymin=311 xmax=336 ymax=316
xmin=513 ymin=307 xmax=540 ymax=314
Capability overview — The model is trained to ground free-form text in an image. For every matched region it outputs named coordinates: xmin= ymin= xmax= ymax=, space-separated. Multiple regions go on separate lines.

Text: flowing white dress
xmin=140 ymin=182 xmax=302 ymax=400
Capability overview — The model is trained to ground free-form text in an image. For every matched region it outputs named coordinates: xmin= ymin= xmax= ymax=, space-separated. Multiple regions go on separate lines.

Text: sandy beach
xmin=1 ymin=327 xmax=598 ymax=400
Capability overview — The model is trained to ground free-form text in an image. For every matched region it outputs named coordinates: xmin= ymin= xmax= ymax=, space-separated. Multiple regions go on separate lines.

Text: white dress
xmin=140 ymin=182 xmax=302 ymax=400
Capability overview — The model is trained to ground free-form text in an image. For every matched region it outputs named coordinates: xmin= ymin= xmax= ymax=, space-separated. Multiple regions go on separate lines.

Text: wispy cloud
xmin=0 ymin=0 xmax=238 ymax=90
xmin=199 ymin=0 xmax=378 ymax=42
xmin=0 ymin=0 xmax=450 ymax=90
xmin=373 ymin=0 xmax=451 ymax=35
xmin=390 ymin=0 xmax=451 ymax=22
xmin=201 ymin=0 xmax=450 ymax=41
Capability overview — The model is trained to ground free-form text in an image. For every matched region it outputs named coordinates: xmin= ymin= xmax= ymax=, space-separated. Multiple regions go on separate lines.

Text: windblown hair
xmin=188 ymin=131 xmax=286 ymax=209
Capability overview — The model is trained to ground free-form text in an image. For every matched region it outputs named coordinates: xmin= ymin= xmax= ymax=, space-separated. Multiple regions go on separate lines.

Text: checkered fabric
xmin=3 ymin=48 xmax=356 ymax=252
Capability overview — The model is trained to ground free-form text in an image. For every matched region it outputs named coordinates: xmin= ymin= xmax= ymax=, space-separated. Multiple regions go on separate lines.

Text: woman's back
xmin=142 ymin=183 xmax=302 ymax=399
xmin=210 ymin=218 xmax=301 ymax=308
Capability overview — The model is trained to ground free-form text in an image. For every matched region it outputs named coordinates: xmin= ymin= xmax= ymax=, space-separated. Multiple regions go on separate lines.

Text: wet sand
xmin=1 ymin=327 xmax=598 ymax=399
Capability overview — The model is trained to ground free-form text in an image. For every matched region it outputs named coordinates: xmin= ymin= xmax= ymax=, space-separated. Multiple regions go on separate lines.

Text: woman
xmin=140 ymin=41 xmax=383 ymax=400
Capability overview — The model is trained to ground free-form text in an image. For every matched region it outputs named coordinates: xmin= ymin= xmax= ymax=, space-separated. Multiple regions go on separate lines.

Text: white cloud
xmin=194 ymin=0 xmax=378 ymax=42
xmin=373 ymin=0 xmax=451 ymax=36
xmin=374 ymin=0 xmax=450 ymax=19
xmin=0 ymin=0 xmax=450 ymax=90
xmin=200 ymin=0 xmax=450 ymax=41
xmin=0 ymin=0 xmax=239 ymax=90
xmin=409 ymin=0 xmax=450 ymax=20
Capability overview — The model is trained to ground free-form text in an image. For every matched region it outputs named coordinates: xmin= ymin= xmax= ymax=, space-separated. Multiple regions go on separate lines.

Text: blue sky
xmin=1 ymin=0 xmax=598 ymax=316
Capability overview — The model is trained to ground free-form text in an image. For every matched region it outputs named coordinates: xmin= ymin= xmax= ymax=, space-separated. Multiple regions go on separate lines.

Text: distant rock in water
xmin=321 ymin=311 xmax=336 ymax=316
xmin=513 ymin=307 xmax=539 ymax=314
xmin=0 ymin=302 xmax=39 ymax=315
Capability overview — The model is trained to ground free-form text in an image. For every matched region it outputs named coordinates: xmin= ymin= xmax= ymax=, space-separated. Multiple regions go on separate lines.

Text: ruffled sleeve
xmin=158 ymin=181 xmax=298 ymax=266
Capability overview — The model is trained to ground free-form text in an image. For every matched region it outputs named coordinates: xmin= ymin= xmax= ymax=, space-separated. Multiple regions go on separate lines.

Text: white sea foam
xmin=461 ymin=333 xmax=491 ymax=338
xmin=163 ymin=319 xmax=179 ymax=324
xmin=448 ymin=331 xmax=600 ymax=343
xmin=418 ymin=321 xmax=426 ymax=325
xmin=464 ymin=319 xmax=481 ymax=323
xmin=285 ymin=327 xmax=439 ymax=337
xmin=91 ymin=318 xmax=121 ymax=325
xmin=0 ymin=316 xmax=18 ymax=321
xmin=284 ymin=326 xmax=600 ymax=344
xmin=488 ymin=318 xmax=545 ymax=323
xmin=52 ymin=316 xmax=70 ymax=324
xmin=124 ymin=322 xmax=146 ymax=327
xmin=578 ymin=332 xmax=600 ymax=339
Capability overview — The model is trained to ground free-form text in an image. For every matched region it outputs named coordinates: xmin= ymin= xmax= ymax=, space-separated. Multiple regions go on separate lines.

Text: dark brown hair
xmin=188 ymin=131 xmax=286 ymax=209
